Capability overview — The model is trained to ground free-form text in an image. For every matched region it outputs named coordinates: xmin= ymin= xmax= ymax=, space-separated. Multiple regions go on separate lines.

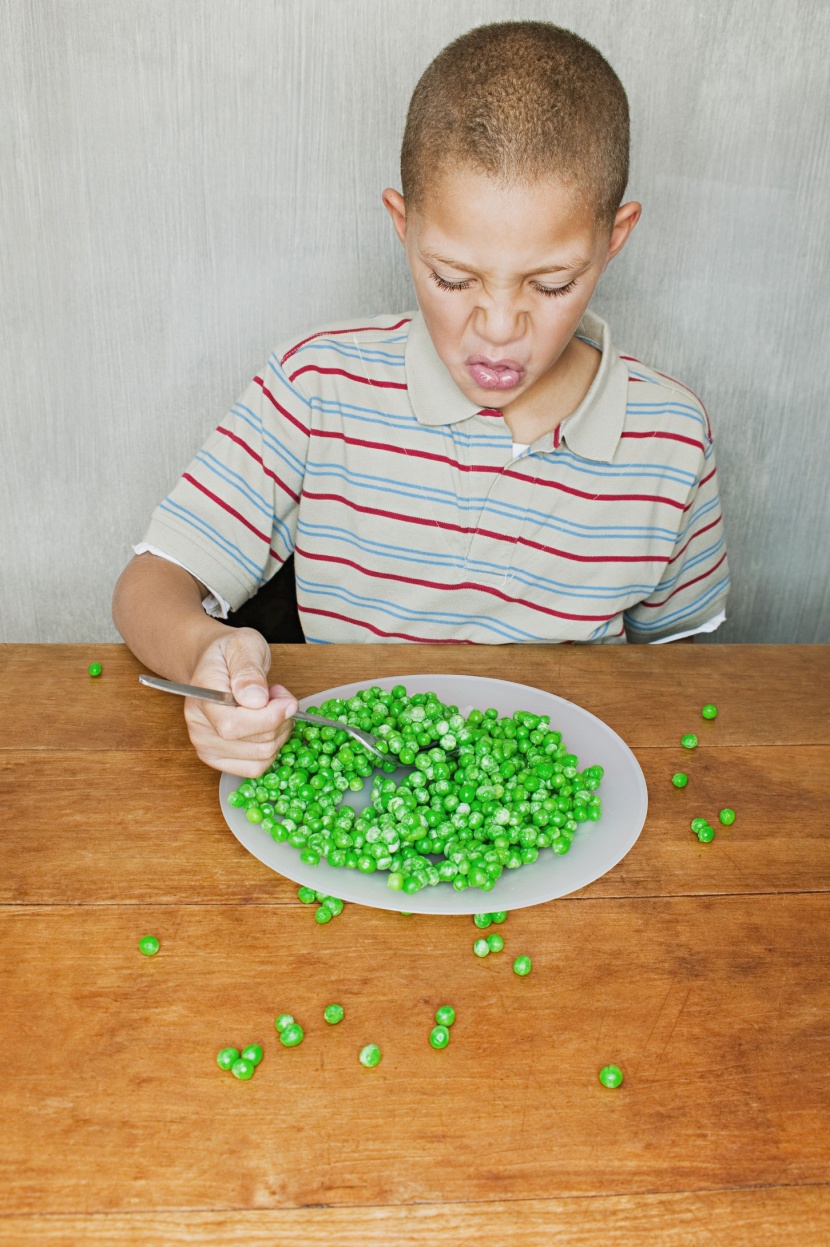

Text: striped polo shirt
xmin=139 ymin=309 xmax=729 ymax=645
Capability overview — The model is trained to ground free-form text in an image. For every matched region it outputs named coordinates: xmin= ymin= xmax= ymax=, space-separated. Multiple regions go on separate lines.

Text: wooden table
xmin=1 ymin=643 xmax=829 ymax=1246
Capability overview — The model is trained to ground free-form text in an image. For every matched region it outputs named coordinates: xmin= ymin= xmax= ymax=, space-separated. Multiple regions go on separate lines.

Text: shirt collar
xmin=404 ymin=307 xmax=629 ymax=463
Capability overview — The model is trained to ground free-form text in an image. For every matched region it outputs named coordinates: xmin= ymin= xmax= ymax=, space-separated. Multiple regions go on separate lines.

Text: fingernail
xmin=236 ymin=684 xmax=268 ymax=709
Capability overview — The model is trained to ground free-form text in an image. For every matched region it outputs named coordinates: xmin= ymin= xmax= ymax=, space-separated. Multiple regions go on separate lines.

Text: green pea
xmin=315 ymin=906 xmax=332 ymax=924
xmin=690 ymin=817 xmax=708 ymax=833
xmin=280 ymin=1023 xmax=304 ymax=1047
xmin=681 ymin=734 xmax=698 ymax=750
xmin=697 ymin=825 xmax=715 ymax=842
xmin=701 ymin=704 xmax=718 ymax=719
xmin=138 ymin=935 xmax=159 ymax=956
xmin=473 ymin=913 xmax=492 ymax=928
xmin=216 ymin=1047 xmax=239 ymax=1071
xmin=274 ymin=1013 xmax=294 ymax=1033
xmin=241 ymin=1044 xmax=263 ymax=1066
xmin=429 ymin=1025 xmax=450 ymax=1049
xmin=671 ymin=772 xmax=688 ymax=788
xmin=718 ymin=808 xmax=736 ymax=825
xmin=322 ymin=896 xmax=344 ymax=915
xmin=487 ymin=933 xmax=504 ymax=953
xmin=435 ymin=1006 xmax=455 ymax=1027
xmin=490 ymin=911 xmax=508 ymax=924
xmin=88 ymin=661 xmax=102 ymax=677
xmin=297 ymin=886 xmax=316 ymax=904
xmin=473 ymin=938 xmax=490 ymax=958
xmin=513 ymin=955 xmax=532 ymax=976
xmin=324 ymin=1004 xmax=344 ymax=1025
xmin=359 ymin=1043 xmax=382 ymax=1067
xmin=230 ymin=1057 xmax=255 ymax=1080
xmin=387 ymin=871 xmax=404 ymax=891
xmin=599 ymin=1064 xmax=623 ymax=1088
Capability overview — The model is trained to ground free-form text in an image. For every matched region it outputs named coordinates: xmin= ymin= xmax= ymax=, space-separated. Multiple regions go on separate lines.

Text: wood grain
xmin=1 ymin=744 xmax=829 ymax=905
xmin=2 ymin=895 xmax=829 ymax=1213
xmin=1 ymin=644 xmax=828 ymax=752
xmin=2 ymin=1186 xmax=829 ymax=1247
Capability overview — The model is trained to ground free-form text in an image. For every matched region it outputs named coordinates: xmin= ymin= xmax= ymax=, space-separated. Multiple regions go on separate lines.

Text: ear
xmin=605 ymin=200 xmax=642 ymax=265
xmin=382 ymin=188 xmax=408 ymax=245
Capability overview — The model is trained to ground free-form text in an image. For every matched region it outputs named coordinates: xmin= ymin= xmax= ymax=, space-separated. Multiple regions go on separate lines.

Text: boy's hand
xmin=184 ymin=627 xmax=298 ymax=777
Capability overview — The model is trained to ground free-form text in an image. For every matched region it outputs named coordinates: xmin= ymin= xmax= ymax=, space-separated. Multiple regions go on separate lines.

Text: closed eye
xmin=429 ymin=270 xmax=473 ymax=292
xmin=533 ymin=280 xmax=578 ymax=298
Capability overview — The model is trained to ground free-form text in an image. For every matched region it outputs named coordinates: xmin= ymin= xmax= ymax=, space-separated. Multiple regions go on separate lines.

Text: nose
xmin=472 ymin=293 xmax=527 ymax=349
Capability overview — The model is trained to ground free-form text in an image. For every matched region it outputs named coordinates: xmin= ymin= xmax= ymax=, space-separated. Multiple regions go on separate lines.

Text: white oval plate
xmin=219 ymin=674 xmax=647 ymax=914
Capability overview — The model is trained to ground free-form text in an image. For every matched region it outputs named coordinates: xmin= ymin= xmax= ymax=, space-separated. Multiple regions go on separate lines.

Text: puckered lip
xmin=465 ymin=354 xmax=526 ymax=371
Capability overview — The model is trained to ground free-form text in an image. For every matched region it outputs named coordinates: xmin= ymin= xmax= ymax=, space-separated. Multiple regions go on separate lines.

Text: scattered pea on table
xmin=274 ymin=1014 xmax=295 ymax=1033
xmin=88 ymin=661 xmax=102 ymax=677
xmin=297 ymin=886 xmax=316 ymax=904
xmin=280 ymin=1023 xmax=304 ymax=1048
xmin=513 ymin=955 xmax=532 ymax=976
xmin=138 ymin=935 xmax=159 ymax=956
xmin=671 ymin=772 xmax=688 ymax=788
xmin=701 ymin=704 xmax=718 ymax=719
xmin=680 ymin=734 xmax=698 ymax=750
xmin=490 ymin=911 xmax=508 ymax=924
xmin=473 ymin=938 xmax=490 ymax=958
xmin=473 ymin=913 xmax=492 ymax=928
xmin=697 ymin=825 xmax=715 ymax=843
xmin=599 ymin=1064 xmax=624 ymax=1088
xmin=429 ymin=1025 xmax=450 ymax=1049
xmin=241 ymin=1044 xmax=263 ymax=1066
xmin=435 ymin=1006 xmax=455 ymax=1027
xmin=324 ymin=1004 xmax=345 ymax=1025
xmin=718 ymin=808 xmax=736 ymax=825
xmin=359 ymin=1043 xmax=382 ymax=1068
xmin=690 ymin=818 xmax=708 ymax=833
xmin=216 ymin=1047 xmax=239 ymax=1071
xmin=231 ymin=1057 xmax=255 ymax=1080
xmin=487 ymin=933 xmax=504 ymax=953
xmin=315 ymin=906 xmax=332 ymax=924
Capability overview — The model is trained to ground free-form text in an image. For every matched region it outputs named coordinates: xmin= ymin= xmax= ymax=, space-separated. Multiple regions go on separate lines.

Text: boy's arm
xmin=113 ymin=553 xmax=297 ymax=776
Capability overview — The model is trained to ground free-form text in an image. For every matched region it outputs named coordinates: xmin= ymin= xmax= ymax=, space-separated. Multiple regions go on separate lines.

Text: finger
xmin=189 ymin=696 xmax=291 ymax=743
xmin=225 ymin=632 xmax=271 ymax=709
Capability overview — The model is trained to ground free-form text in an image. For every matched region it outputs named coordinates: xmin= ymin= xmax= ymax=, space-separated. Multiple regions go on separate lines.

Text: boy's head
xmin=383 ymin=22 xmax=640 ymax=410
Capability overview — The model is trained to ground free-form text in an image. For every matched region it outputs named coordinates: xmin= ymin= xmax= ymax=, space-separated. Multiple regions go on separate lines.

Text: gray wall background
xmin=2 ymin=0 xmax=828 ymax=643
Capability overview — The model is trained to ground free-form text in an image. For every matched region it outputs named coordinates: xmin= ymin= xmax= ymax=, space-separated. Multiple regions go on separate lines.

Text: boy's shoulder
xmin=617 ymin=347 xmax=713 ymax=445
xmin=274 ymin=312 xmax=414 ymax=371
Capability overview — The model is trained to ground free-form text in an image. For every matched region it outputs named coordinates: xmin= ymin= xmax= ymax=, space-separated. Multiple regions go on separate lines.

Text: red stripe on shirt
xmin=301 ymin=490 xmax=670 ymax=564
xmin=309 ymin=429 xmax=685 ymax=510
xmin=668 ymin=514 xmax=723 ymax=565
xmin=217 ymin=426 xmax=300 ymax=503
xmin=183 ymin=473 xmax=280 ymax=562
xmin=621 ymin=430 xmax=705 ymax=453
xmin=253 ymin=376 xmax=311 ymax=438
xmin=280 ymin=318 xmax=411 ymax=366
xmin=639 ymin=552 xmax=728 ymax=608
xmin=288 ymin=364 xmax=408 ymax=390
xmin=683 ymin=466 xmax=717 ymax=512
xmin=299 ymin=605 xmax=472 ymax=644
xmin=295 ymin=543 xmax=616 ymax=624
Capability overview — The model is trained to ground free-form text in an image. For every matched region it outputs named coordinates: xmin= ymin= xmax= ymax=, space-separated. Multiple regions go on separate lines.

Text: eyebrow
xmin=422 ymin=251 xmax=590 ymax=276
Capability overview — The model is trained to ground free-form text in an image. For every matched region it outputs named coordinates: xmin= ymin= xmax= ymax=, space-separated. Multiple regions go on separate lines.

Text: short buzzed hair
xmin=401 ymin=22 xmax=630 ymax=225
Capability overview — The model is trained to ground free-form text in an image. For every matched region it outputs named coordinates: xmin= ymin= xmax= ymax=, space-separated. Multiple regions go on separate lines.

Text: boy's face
xmin=383 ymin=169 xmax=640 ymax=409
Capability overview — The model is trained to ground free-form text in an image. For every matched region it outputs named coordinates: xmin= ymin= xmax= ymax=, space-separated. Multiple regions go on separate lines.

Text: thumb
xmin=225 ymin=635 xmax=270 ymax=709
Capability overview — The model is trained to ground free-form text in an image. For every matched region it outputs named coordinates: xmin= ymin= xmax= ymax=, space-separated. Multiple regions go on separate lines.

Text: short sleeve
xmin=624 ymin=431 xmax=730 ymax=643
xmin=139 ymin=352 xmax=311 ymax=611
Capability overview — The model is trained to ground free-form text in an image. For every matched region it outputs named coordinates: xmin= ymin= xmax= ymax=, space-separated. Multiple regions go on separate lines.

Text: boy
xmin=113 ymin=21 xmax=729 ymax=777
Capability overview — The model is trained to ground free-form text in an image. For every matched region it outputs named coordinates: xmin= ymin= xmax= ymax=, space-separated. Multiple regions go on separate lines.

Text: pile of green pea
xmin=227 ymin=684 xmax=604 ymax=895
